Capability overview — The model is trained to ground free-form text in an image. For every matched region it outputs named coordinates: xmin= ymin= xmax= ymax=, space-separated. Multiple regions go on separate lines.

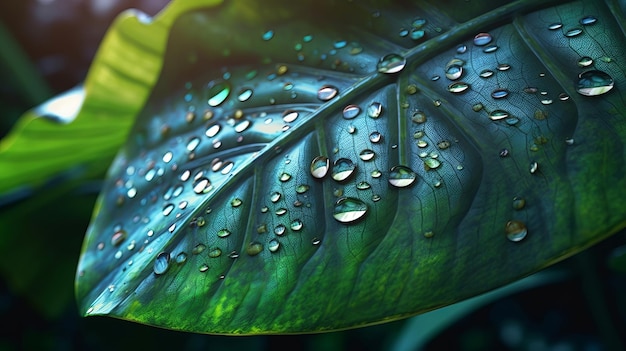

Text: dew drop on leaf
xmin=192 ymin=244 xmax=206 ymax=255
xmin=332 ymin=158 xmax=357 ymax=182
xmin=489 ymin=109 xmax=510 ymax=121
xmin=205 ymin=123 xmax=221 ymax=138
xmin=448 ymin=82 xmax=470 ymax=94
xmin=342 ymin=104 xmax=361 ymax=119
xmin=576 ymin=70 xmax=614 ymax=96
xmin=377 ymin=53 xmax=406 ymax=74
xmin=367 ymin=102 xmax=383 ymax=118
xmin=193 ymin=177 xmax=211 ymax=194
xmin=317 ymin=85 xmax=339 ymax=101
xmin=577 ymin=56 xmax=593 ymax=67
xmin=548 ymin=22 xmax=563 ymax=30
xmin=208 ymin=248 xmax=222 ymax=258
xmin=580 ymin=15 xmax=597 ymax=25
xmin=268 ymin=239 xmax=280 ymax=252
xmin=359 ymin=149 xmax=376 ymax=161
xmin=262 ymin=30 xmax=274 ymax=41
xmin=153 ymin=252 xmax=170 ymax=275
xmin=369 ymin=131 xmax=382 ymax=143
xmin=217 ymin=229 xmax=231 ymax=238
xmin=491 ymin=88 xmax=509 ymax=99
xmin=274 ymin=224 xmax=286 ymax=236
xmin=207 ymin=81 xmax=231 ymax=107
xmin=505 ymin=220 xmax=528 ymax=242
xmin=564 ymin=28 xmax=583 ymax=37
xmin=310 ymin=156 xmax=330 ymax=179
xmin=290 ymin=219 xmax=303 ymax=231
xmin=333 ymin=197 xmax=368 ymax=223
xmin=473 ymin=32 xmax=492 ymax=46
xmin=237 ymin=88 xmax=253 ymax=102
xmin=388 ymin=165 xmax=417 ymax=188
xmin=479 ymin=69 xmax=494 ymax=78
xmin=175 ymin=252 xmax=187 ymax=264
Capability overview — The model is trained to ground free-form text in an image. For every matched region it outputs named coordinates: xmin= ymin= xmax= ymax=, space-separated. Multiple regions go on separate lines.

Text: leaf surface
xmin=76 ymin=0 xmax=626 ymax=334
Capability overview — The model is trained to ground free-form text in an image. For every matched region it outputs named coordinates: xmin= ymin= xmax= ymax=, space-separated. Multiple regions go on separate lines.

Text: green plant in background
xmin=1 ymin=0 xmax=625 ymax=344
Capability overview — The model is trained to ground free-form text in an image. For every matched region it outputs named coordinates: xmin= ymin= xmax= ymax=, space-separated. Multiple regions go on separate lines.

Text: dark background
xmin=0 ymin=1 xmax=625 ymax=350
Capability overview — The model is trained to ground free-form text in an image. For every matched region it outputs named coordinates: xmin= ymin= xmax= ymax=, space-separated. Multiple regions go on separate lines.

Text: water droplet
xmin=208 ymin=248 xmax=222 ymax=258
xmin=279 ymin=173 xmax=292 ymax=182
xmin=473 ymin=32 xmax=493 ymax=46
xmin=472 ymin=103 xmax=484 ymax=112
xmin=505 ymin=220 xmax=528 ymax=242
xmin=530 ymin=161 xmax=539 ymax=174
xmin=410 ymin=29 xmax=425 ymax=41
xmin=377 ymin=53 xmax=406 ymax=74
xmin=275 ymin=207 xmax=288 ymax=216
xmin=153 ymin=252 xmax=170 ymax=275
xmin=238 ymin=88 xmax=253 ymax=102
xmin=548 ymin=22 xmax=562 ymax=30
xmin=193 ymin=177 xmax=211 ymax=194
xmin=208 ymin=82 xmax=231 ymax=107
xmin=216 ymin=228 xmax=231 ymax=238
xmin=499 ymin=148 xmax=509 ymax=157
xmin=296 ymin=184 xmax=310 ymax=194
xmin=205 ymin=123 xmax=221 ymax=138
xmin=162 ymin=151 xmax=173 ymax=163
xmin=367 ymin=102 xmax=383 ymax=118
xmin=274 ymin=224 xmax=287 ymax=236
xmin=282 ymin=110 xmax=299 ymax=123
xmin=483 ymin=45 xmax=498 ymax=53
xmin=564 ymin=28 xmax=583 ymax=37
xmin=111 ymin=229 xmax=127 ymax=246
xmin=580 ymin=15 xmax=597 ymax=26
xmin=369 ymin=131 xmax=382 ymax=143
xmin=479 ymin=69 xmax=494 ymax=78
xmin=559 ymin=93 xmax=570 ymax=101
xmin=456 ymin=44 xmax=467 ymax=54
xmin=310 ymin=156 xmax=330 ymax=179
xmin=162 ymin=203 xmax=175 ymax=216
xmin=424 ymin=158 xmax=441 ymax=170
xmin=388 ymin=165 xmax=417 ymax=187
xmin=356 ymin=181 xmax=371 ymax=190
xmin=186 ymin=137 xmax=200 ymax=152
xmin=199 ymin=264 xmax=209 ymax=272
xmin=175 ymin=252 xmax=187 ymax=264
xmin=268 ymin=239 xmax=280 ymax=252
xmin=245 ymin=242 xmax=263 ymax=256
xmin=576 ymin=70 xmax=614 ymax=96
xmin=290 ymin=219 xmax=303 ymax=231
xmin=262 ymin=30 xmax=274 ymax=41
xmin=491 ymin=88 xmax=509 ymax=99
xmin=318 ymin=85 xmax=338 ymax=101
xmin=270 ymin=191 xmax=282 ymax=203
xmin=417 ymin=140 xmax=428 ymax=148
xmin=231 ymin=198 xmax=243 ymax=207
xmin=359 ymin=149 xmax=376 ymax=161
xmin=489 ymin=109 xmax=510 ymax=121
xmin=371 ymin=169 xmax=382 ymax=178
xmin=577 ymin=56 xmax=593 ymax=67
xmin=332 ymin=158 xmax=357 ymax=182
xmin=342 ymin=104 xmax=361 ymax=119
xmin=512 ymin=196 xmax=526 ymax=210
xmin=333 ymin=197 xmax=368 ymax=223
xmin=437 ymin=140 xmax=451 ymax=149
xmin=448 ymin=82 xmax=470 ymax=93
xmin=445 ymin=64 xmax=463 ymax=80
xmin=234 ymin=119 xmax=251 ymax=133
xmin=192 ymin=244 xmax=206 ymax=255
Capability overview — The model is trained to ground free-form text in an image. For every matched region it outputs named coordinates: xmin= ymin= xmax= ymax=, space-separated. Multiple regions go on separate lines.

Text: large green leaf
xmin=76 ymin=0 xmax=626 ymax=334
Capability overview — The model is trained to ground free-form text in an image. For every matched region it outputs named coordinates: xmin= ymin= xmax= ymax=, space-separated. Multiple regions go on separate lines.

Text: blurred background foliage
xmin=0 ymin=1 xmax=624 ymax=350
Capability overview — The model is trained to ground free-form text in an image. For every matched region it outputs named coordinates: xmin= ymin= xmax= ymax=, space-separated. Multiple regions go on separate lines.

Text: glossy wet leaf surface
xmin=76 ymin=0 xmax=626 ymax=334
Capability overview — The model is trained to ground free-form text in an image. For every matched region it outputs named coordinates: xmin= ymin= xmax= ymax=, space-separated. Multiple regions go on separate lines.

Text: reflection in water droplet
xmin=580 ymin=15 xmax=597 ymax=25
xmin=491 ymin=88 xmax=509 ymax=99
xmin=318 ymin=85 xmax=338 ymax=101
xmin=332 ymin=158 xmax=356 ymax=182
xmin=268 ymin=239 xmax=280 ymax=252
xmin=274 ymin=224 xmax=286 ymax=236
xmin=310 ymin=156 xmax=330 ymax=179
xmin=208 ymin=82 xmax=231 ymax=107
xmin=548 ymin=22 xmax=563 ymax=30
xmin=445 ymin=64 xmax=463 ymax=80
xmin=175 ymin=252 xmax=187 ymax=264
xmin=448 ymin=82 xmax=470 ymax=94
xmin=359 ymin=149 xmax=376 ymax=161
xmin=153 ymin=252 xmax=170 ymax=275
xmin=333 ymin=197 xmax=368 ymax=223
xmin=473 ymin=32 xmax=492 ymax=46
xmin=489 ymin=109 xmax=510 ymax=121
xmin=369 ymin=131 xmax=382 ymax=143
xmin=577 ymin=56 xmax=593 ymax=67
xmin=343 ymin=104 xmax=361 ymax=119
xmin=238 ymin=88 xmax=253 ymax=102
xmin=270 ymin=191 xmax=282 ymax=203
xmin=367 ymin=102 xmax=383 ymax=118
xmin=388 ymin=165 xmax=417 ymax=187
xmin=505 ymin=220 xmax=528 ymax=242
xmin=576 ymin=70 xmax=614 ymax=96
xmin=479 ymin=69 xmax=494 ymax=78
xmin=217 ymin=229 xmax=231 ymax=238
xmin=564 ymin=28 xmax=583 ymax=37
xmin=290 ymin=219 xmax=303 ymax=231
xmin=377 ymin=53 xmax=406 ymax=74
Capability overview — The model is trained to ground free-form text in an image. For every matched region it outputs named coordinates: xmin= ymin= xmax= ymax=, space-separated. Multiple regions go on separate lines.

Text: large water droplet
xmin=445 ymin=64 xmax=463 ymax=80
xmin=333 ymin=197 xmax=368 ymax=223
xmin=505 ymin=220 xmax=528 ymax=242
xmin=576 ymin=70 xmax=614 ymax=96
xmin=310 ymin=156 xmax=330 ymax=179
xmin=377 ymin=53 xmax=406 ymax=74
xmin=473 ymin=32 xmax=493 ymax=46
xmin=367 ymin=102 xmax=383 ymax=118
xmin=208 ymin=82 xmax=231 ymax=107
xmin=332 ymin=158 xmax=356 ymax=182
xmin=318 ymin=85 xmax=338 ymax=101
xmin=153 ymin=252 xmax=170 ymax=275
xmin=388 ymin=165 xmax=417 ymax=187
xmin=342 ymin=104 xmax=361 ymax=119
